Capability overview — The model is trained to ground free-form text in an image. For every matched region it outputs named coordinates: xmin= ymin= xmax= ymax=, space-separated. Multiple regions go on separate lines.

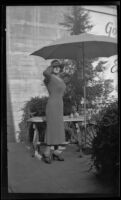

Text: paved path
xmin=8 ymin=142 xmax=113 ymax=194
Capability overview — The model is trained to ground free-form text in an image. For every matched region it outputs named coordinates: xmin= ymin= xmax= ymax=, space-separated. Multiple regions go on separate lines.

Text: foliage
xmin=60 ymin=6 xmax=93 ymax=34
xmin=95 ymin=60 xmax=107 ymax=72
xmin=103 ymin=79 xmax=114 ymax=97
xmin=91 ymin=101 xmax=119 ymax=188
xmin=63 ymin=92 xmax=73 ymax=115
xmin=19 ymin=96 xmax=48 ymax=142
xmin=95 ymin=60 xmax=115 ymax=94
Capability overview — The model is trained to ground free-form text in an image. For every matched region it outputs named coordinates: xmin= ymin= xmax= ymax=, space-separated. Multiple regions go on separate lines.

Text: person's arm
xmin=43 ymin=65 xmax=53 ymax=78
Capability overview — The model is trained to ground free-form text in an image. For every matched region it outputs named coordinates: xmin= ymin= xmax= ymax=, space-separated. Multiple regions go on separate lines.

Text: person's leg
xmin=44 ymin=145 xmax=51 ymax=156
xmin=53 ymin=145 xmax=64 ymax=161
xmin=34 ymin=144 xmax=42 ymax=160
xmin=42 ymin=145 xmax=52 ymax=163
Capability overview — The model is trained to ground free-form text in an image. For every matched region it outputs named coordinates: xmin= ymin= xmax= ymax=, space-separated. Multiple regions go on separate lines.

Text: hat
xmin=51 ymin=60 xmax=63 ymax=68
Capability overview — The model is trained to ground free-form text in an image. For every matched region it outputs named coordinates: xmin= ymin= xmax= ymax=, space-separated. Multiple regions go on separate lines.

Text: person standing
xmin=43 ymin=60 xmax=69 ymax=163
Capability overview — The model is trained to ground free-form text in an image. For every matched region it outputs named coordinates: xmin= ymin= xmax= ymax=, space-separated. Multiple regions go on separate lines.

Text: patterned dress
xmin=45 ymin=74 xmax=66 ymax=145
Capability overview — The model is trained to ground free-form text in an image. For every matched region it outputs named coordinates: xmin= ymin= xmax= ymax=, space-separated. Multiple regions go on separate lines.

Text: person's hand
xmin=46 ymin=65 xmax=53 ymax=73
xmin=43 ymin=65 xmax=53 ymax=77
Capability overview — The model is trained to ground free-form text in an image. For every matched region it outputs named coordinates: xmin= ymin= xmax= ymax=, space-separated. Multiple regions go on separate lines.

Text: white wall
xmin=6 ymin=6 xmax=69 ymax=141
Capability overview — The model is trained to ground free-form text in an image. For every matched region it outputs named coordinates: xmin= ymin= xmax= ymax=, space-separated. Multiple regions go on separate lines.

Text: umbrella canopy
xmin=31 ymin=33 xmax=117 ymax=60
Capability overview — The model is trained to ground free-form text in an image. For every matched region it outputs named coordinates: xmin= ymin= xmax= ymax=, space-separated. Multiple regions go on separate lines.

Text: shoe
xmin=35 ymin=151 xmax=42 ymax=160
xmin=42 ymin=153 xmax=52 ymax=164
xmin=31 ymin=152 xmax=35 ymax=157
xmin=53 ymin=153 xmax=64 ymax=161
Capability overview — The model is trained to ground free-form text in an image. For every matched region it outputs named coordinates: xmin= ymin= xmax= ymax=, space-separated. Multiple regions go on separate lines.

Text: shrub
xmin=19 ymin=96 xmax=48 ymax=143
xmin=91 ymin=101 xmax=119 ymax=191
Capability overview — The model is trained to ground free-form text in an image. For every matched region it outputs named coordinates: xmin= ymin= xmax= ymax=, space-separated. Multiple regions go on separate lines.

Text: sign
xmin=111 ymin=59 xmax=117 ymax=73
xmin=89 ymin=9 xmax=117 ymax=38
xmin=102 ymin=56 xmax=117 ymax=97
xmin=105 ymin=22 xmax=117 ymax=37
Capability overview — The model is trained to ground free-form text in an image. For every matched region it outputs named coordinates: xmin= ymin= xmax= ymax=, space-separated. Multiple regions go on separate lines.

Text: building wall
xmin=7 ymin=6 xmax=70 ymax=141
xmin=6 ymin=6 xmax=117 ymax=142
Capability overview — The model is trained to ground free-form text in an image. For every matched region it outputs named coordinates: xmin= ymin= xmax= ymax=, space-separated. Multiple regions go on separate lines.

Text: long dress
xmin=45 ymin=74 xmax=66 ymax=145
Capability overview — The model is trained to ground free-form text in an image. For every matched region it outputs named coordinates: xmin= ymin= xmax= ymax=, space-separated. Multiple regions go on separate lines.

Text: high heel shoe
xmin=42 ymin=153 xmax=52 ymax=164
xmin=53 ymin=153 xmax=64 ymax=161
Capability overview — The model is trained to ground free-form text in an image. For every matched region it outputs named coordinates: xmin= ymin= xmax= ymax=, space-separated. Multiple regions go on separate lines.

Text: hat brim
xmin=52 ymin=64 xmax=64 ymax=68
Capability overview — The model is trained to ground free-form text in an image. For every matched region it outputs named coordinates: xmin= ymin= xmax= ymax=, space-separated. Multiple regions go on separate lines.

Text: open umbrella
xmin=31 ymin=33 xmax=117 ymax=146
xmin=31 ymin=33 xmax=117 ymax=60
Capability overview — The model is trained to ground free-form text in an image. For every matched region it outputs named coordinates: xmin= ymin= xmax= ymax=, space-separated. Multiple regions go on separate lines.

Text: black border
xmin=0 ymin=0 xmax=120 ymax=6
xmin=1 ymin=3 xmax=8 ymax=200
xmin=1 ymin=1 xmax=120 ymax=199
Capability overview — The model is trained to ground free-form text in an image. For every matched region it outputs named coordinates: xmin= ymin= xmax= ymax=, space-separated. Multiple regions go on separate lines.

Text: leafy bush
xmin=19 ymin=96 xmax=48 ymax=143
xmin=63 ymin=94 xmax=73 ymax=115
xmin=91 ymin=101 xmax=119 ymax=190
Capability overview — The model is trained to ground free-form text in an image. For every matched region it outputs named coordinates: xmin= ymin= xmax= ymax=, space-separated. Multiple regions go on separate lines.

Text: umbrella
xmin=31 ymin=33 xmax=117 ymax=146
xmin=31 ymin=33 xmax=117 ymax=60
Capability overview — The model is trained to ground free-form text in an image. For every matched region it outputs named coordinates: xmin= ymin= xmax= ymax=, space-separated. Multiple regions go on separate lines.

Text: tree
xmin=103 ymin=79 xmax=114 ymax=98
xmin=59 ymin=6 xmax=95 ymax=112
xmin=94 ymin=60 xmax=115 ymax=98
xmin=60 ymin=6 xmax=104 ymax=112
xmin=60 ymin=6 xmax=93 ymax=35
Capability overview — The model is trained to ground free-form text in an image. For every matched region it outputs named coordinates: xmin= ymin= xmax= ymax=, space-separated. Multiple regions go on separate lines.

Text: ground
xmin=8 ymin=142 xmax=114 ymax=196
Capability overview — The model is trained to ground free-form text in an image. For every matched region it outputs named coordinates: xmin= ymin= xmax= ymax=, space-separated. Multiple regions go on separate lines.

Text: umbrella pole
xmin=82 ymin=43 xmax=87 ymax=149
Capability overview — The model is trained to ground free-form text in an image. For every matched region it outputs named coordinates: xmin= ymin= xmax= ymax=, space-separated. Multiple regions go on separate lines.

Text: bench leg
xmin=75 ymin=122 xmax=84 ymax=157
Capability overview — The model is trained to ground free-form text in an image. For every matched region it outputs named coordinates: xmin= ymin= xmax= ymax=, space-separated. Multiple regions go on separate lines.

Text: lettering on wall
xmin=105 ymin=22 xmax=117 ymax=37
xmin=111 ymin=59 xmax=117 ymax=73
